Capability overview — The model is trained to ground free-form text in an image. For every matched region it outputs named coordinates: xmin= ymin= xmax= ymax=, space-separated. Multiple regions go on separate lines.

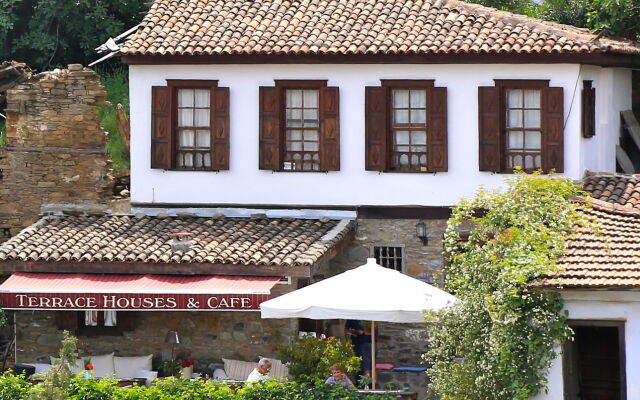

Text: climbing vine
xmin=424 ymin=172 xmax=587 ymax=400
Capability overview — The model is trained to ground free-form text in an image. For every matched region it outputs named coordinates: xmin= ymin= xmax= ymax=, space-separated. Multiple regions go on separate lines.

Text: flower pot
xmin=180 ymin=365 xmax=193 ymax=379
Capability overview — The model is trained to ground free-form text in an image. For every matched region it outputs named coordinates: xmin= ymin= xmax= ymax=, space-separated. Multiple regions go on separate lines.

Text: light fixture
xmin=165 ymin=330 xmax=179 ymax=375
xmin=415 ymin=221 xmax=428 ymax=245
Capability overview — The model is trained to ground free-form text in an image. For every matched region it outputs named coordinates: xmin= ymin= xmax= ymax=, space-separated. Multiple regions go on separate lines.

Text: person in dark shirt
xmin=346 ymin=320 xmax=372 ymax=378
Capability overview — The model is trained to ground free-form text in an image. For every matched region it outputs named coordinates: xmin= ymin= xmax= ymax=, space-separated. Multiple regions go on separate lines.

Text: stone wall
xmin=0 ymin=64 xmax=113 ymax=242
xmin=14 ymin=282 xmax=298 ymax=372
xmin=323 ymin=217 xmax=448 ymax=396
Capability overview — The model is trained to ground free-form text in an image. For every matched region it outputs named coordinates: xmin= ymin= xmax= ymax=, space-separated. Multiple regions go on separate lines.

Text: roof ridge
xmin=446 ymin=0 xmax=597 ymax=42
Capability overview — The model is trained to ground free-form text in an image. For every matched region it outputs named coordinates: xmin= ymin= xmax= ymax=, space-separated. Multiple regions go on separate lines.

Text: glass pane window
xmin=391 ymin=89 xmax=428 ymax=171
xmin=284 ymin=89 xmax=320 ymax=171
xmin=176 ymin=88 xmax=212 ymax=169
xmin=505 ymin=89 xmax=542 ymax=170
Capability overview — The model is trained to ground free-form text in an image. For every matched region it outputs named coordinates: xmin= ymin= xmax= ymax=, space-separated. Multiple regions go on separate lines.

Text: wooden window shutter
xmin=542 ymin=87 xmax=564 ymax=173
xmin=58 ymin=312 xmax=78 ymax=333
xmin=151 ymin=86 xmax=172 ymax=169
xmin=211 ymin=87 xmax=230 ymax=170
xmin=478 ymin=86 xmax=502 ymax=172
xmin=365 ymin=86 xmax=389 ymax=171
xmin=259 ymin=86 xmax=282 ymax=170
xmin=319 ymin=86 xmax=340 ymax=171
xmin=582 ymin=82 xmax=596 ymax=138
xmin=117 ymin=311 xmax=136 ymax=332
xmin=427 ymin=87 xmax=448 ymax=172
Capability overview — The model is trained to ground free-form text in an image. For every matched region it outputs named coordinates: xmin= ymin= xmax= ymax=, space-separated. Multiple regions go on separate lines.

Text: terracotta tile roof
xmin=537 ymin=198 xmax=640 ymax=289
xmin=119 ymin=0 xmax=640 ymax=57
xmin=582 ymin=171 xmax=640 ymax=211
xmin=0 ymin=215 xmax=353 ymax=267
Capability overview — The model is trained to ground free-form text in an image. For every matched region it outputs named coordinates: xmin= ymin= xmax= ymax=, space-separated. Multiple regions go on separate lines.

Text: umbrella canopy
xmin=260 ymin=258 xmax=457 ymax=322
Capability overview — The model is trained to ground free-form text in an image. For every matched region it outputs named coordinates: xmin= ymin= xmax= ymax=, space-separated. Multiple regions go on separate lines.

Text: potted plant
xmin=158 ymin=360 xmax=180 ymax=377
xmin=176 ymin=354 xmax=195 ymax=379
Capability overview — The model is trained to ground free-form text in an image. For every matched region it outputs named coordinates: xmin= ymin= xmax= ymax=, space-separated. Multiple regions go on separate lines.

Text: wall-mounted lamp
xmin=416 ymin=221 xmax=428 ymax=245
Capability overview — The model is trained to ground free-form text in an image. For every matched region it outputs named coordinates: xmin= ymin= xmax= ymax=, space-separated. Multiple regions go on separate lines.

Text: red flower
xmin=85 ymin=363 xmax=94 ymax=370
xmin=189 ymin=360 xmax=195 ymax=366
xmin=181 ymin=361 xmax=189 ymax=368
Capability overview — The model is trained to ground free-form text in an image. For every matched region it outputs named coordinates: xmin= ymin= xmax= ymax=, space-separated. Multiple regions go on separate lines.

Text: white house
xmin=1 ymin=0 xmax=639 ymax=396
xmin=535 ymin=172 xmax=640 ymax=400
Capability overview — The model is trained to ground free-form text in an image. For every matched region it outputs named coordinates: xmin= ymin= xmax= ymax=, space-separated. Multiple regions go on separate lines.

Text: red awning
xmin=0 ymin=273 xmax=280 ymax=311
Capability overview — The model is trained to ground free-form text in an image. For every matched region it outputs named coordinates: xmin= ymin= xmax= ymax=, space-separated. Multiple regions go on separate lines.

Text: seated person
xmin=325 ymin=364 xmax=354 ymax=387
xmin=246 ymin=358 xmax=272 ymax=382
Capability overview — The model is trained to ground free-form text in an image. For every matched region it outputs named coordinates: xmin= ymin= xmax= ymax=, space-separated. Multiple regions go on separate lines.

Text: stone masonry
xmin=0 ymin=64 xmax=113 ymax=242
xmin=325 ymin=217 xmax=448 ymax=395
xmin=14 ymin=281 xmax=298 ymax=372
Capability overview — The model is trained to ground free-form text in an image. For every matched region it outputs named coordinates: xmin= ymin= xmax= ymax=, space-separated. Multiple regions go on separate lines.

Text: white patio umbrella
xmin=260 ymin=258 xmax=457 ymax=388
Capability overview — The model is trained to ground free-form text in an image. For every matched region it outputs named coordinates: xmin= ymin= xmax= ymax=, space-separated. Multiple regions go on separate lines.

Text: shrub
xmin=0 ymin=374 xmax=397 ymax=400
xmin=96 ymin=67 xmax=130 ymax=172
xmin=0 ymin=371 xmax=30 ymax=400
xmin=425 ymin=172 xmax=586 ymax=400
xmin=278 ymin=336 xmax=360 ymax=385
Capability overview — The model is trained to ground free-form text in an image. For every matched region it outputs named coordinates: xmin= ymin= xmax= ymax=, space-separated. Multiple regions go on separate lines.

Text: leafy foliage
xmin=536 ymin=0 xmax=640 ymax=40
xmin=278 ymin=336 xmax=360 ymax=385
xmin=0 ymin=371 xmax=30 ymax=400
xmin=2 ymin=0 xmax=147 ymax=71
xmin=96 ymin=67 xmax=130 ymax=172
xmin=424 ymin=172 xmax=587 ymax=400
xmin=0 ymin=374 xmax=396 ymax=400
xmin=29 ymin=331 xmax=78 ymax=400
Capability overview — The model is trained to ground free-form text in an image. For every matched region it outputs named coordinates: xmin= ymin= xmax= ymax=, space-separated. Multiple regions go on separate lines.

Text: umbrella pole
xmin=371 ymin=320 xmax=376 ymax=390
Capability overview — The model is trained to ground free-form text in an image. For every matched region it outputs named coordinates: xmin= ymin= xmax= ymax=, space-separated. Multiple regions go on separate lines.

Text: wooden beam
xmin=0 ymin=260 xmax=311 ymax=277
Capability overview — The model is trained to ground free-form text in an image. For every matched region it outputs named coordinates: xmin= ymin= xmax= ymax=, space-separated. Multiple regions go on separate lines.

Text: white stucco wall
xmin=128 ymin=63 xmax=632 ymax=206
xmin=532 ymin=290 xmax=640 ymax=400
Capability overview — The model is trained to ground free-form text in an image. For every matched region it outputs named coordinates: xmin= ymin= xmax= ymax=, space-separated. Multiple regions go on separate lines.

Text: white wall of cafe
xmin=128 ymin=63 xmax=631 ymax=207
xmin=532 ymin=290 xmax=640 ymax=400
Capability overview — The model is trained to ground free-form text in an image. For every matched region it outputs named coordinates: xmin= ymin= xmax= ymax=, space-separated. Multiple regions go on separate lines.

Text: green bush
xmin=0 ymin=371 xmax=30 ymax=400
xmin=0 ymin=374 xmax=396 ymax=400
xmin=278 ymin=336 xmax=360 ymax=385
xmin=96 ymin=67 xmax=130 ymax=173
xmin=425 ymin=172 xmax=585 ymax=400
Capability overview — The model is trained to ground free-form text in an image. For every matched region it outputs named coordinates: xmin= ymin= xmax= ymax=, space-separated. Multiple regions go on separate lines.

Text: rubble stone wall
xmin=14 ymin=282 xmax=298 ymax=372
xmin=0 ymin=64 xmax=113 ymax=242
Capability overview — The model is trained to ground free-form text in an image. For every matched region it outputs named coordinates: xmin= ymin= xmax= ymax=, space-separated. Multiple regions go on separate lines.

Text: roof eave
xmin=120 ymin=51 xmax=640 ymax=68
xmin=0 ymin=260 xmax=312 ymax=277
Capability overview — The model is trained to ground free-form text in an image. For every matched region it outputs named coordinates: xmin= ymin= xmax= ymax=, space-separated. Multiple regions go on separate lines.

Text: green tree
xmin=29 ymin=331 xmax=78 ymax=400
xmin=424 ymin=172 xmax=587 ymax=400
xmin=1 ymin=0 xmax=147 ymax=71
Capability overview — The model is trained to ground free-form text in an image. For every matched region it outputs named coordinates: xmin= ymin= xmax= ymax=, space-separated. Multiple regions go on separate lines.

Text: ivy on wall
xmin=424 ymin=172 xmax=587 ymax=400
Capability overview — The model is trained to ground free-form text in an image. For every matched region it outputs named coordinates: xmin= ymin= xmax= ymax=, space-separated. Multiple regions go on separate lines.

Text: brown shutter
xmin=259 ymin=86 xmax=282 ymax=170
xmin=427 ymin=87 xmax=448 ymax=172
xmin=365 ymin=86 xmax=389 ymax=171
xmin=478 ymin=86 xmax=502 ymax=172
xmin=319 ymin=86 xmax=340 ymax=171
xmin=151 ymin=86 xmax=172 ymax=169
xmin=117 ymin=311 xmax=136 ymax=332
xmin=542 ymin=87 xmax=564 ymax=173
xmin=211 ymin=87 xmax=230 ymax=170
xmin=582 ymin=84 xmax=596 ymax=138
xmin=58 ymin=312 xmax=78 ymax=333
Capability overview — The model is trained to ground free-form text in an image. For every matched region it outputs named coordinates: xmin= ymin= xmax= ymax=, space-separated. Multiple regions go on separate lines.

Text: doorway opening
xmin=563 ymin=320 xmax=626 ymax=400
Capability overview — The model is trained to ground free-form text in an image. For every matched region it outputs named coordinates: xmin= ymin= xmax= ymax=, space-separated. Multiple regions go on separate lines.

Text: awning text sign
xmin=0 ymin=293 xmax=269 ymax=311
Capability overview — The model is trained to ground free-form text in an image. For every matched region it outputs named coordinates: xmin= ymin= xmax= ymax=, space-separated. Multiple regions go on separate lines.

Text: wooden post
xmin=371 ymin=320 xmax=376 ymax=390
